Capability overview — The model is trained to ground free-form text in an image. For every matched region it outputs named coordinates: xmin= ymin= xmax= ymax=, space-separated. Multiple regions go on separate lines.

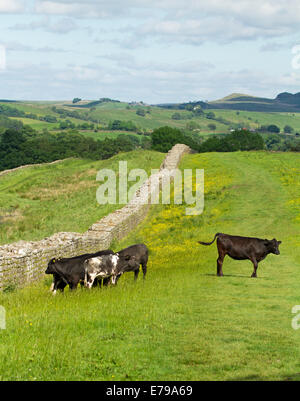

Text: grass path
xmin=0 ymin=151 xmax=299 ymax=380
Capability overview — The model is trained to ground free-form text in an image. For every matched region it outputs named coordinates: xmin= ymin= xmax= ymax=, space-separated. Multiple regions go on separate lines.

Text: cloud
xmin=4 ymin=41 xmax=67 ymax=54
xmin=4 ymin=41 xmax=33 ymax=52
xmin=260 ymin=42 xmax=288 ymax=52
xmin=35 ymin=0 xmax=127 ymax=18
xmin=3 ymin=0 xmax=300 ymax=102
xmin=34 ymin=0 xmax=300 ymax=44
xmin=10 ymin=17 xmax=79 ymax=34
xmin=0 ymin=0 xmax=25 ymax=13
xmin=1 ymin=54 xmax=299 ymax=103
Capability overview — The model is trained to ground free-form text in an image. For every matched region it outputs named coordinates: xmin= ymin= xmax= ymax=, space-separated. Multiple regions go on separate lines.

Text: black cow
xmin=198 ymin=233 xmax=281 ymax=277
xmin=116 ymin=243 xmax=148 ymax=282
xmin=45 ymin=250 xmax=114 ymax=293
xmin=84 ymin=253 xmax=140 ymax=288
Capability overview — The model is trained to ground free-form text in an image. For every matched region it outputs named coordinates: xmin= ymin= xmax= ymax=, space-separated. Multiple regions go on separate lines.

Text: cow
xmin=198 ymin=233 xmax=281 ymax=277
xmin=83 ymin=253 xmax=140 ymax=289
xmin=115 ymin=243 xmax=148 ymax=282
xmin=45 ymin=250 xmax=114 ymax=294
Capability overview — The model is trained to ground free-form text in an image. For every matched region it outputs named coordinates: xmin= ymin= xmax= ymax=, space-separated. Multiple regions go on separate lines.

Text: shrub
xmin=198 ymin=130 xmax=265 ymax=153
xmin=151 ymin=126 xmax=199 ymax=152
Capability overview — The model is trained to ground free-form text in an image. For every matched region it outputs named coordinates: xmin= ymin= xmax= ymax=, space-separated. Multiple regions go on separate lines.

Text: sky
xmin=1 ymin=0 xmax=300 ymax=103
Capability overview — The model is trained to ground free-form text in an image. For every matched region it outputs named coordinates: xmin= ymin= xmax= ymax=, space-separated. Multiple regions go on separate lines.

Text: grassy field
xmin=0 ymin=101 xmax=231 ymax=134
xmin=0 ymin=151 xmax=299 ymax=380
xmin=3 ymin=100 xmax=300 ymax=140
xmin=0 ymin=150 xmax=164 ymax=244
xmin=211 ymin=109 xmax=300 ymax=132
xmin=78 ymin=130 xmax=143 ymax=142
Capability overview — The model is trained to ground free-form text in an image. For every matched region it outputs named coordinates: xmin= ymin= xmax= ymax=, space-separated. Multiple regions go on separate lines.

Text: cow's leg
xmin=251 ymin=259 xmax=258 ymax=278
xmin=69 ymin=280 xmax=78 ymax=291
xmin=103 ymin=277 xmax=110 ymax=287
xmin=52 ymin=276 xmax=67 ymax=295
xmin=134 ymin=269 xmax=140 ymax=281
xmin=141 ymin=262 xmax=147 ymax=279
xmin=57 ymin=280 xmax=67 ymax=293
xmin=51 ymin=274 xmax=61 ymax=292
xmin=92 ymin=278 xmax=100 ymax=288
xmin=114 ymin=274 xmax=122 ymax=285
xmin=216 ymin=243 xmax=226 ymax=276
xmin=217 ymin=256 xmax=225 ymax=276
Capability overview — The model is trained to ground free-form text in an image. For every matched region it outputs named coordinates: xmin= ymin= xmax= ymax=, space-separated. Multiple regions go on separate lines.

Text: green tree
xmin=206 ymin=111 xmax=216 ymax=119
xmin=151 ymin=126 xmax=199 ymax=152
xmin=172 ymin=112 xmax=181 ymax=120
xmin=208 ymin=123 xmax=217 ymax=131
xmin=267 ymin=124 xmax=280 ymax=133
xmin=284 ymin=125 xmax=293 ymax=134
xmin=186 ymin=121 xmax=200 ymax=131
xmin=136 ymin=108 xmax=146 ymax=117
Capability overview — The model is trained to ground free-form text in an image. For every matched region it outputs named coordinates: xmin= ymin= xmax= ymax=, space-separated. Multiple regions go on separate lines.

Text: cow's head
xmin=265 ymin=239 xmax=282 ymax=255
xmin=118 ymin=254 xmax=139 ymax=271
xmin=45 ymin=258 xmax=58 ymax=274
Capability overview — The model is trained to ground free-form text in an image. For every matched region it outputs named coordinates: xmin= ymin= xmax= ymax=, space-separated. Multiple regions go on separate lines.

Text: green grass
xmin=211 ymin=109 xmax=300 ymax=132
xmin=1 ymin=102 xmax=98 ymax=131
xmin=88 ymin=103 xmax=231 ymax=132
xmin=78 ymin=130 xmax=143 ymax=142
xmin=0 ymin=151 xmax=299 ymax=380
xmin=0 ymin=150 xmax=164 ymax=244
xmin=9 ymin=117 xmax=56 ymax=130
xmin=4 ymin=100 xmax=300 ymax=137
xmin=2 ymin=101 xmax=231 ymax=134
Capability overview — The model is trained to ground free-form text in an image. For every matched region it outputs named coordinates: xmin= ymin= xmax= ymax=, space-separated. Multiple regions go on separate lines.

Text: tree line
xmin=1 ymin=123 xmax=299 ymax=172
xmin=150 ymin=126 xmax=265 ymax=153
xmin=0 ymin=126 xmax=149 ymax=172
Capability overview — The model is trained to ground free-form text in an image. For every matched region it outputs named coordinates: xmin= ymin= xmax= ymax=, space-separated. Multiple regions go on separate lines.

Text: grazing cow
xmin=46 ymin=250 xmax=114 ymax=294
xmin=84 ymin=253 xmax=139 ymax=288
xmin=116 ymin=243 xmax=148 ymax=282
xmin=198 ymin=233 xmax=281 ymax=277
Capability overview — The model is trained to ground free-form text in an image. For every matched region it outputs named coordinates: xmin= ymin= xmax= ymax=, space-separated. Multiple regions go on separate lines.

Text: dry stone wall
xmin=0 ymin=144 xmax=190 ymax=290
xmin=0 ymin=158 xmax=71 ymax=178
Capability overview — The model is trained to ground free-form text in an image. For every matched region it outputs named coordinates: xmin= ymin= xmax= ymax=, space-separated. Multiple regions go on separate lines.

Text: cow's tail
xmin=198 ymin=233 xmax=221 ymax=246
xmin=84 ymin=261 xmax=88 ymax=288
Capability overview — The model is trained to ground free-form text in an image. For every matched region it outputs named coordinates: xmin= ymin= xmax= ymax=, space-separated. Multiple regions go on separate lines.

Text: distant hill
xmin=157 ymin=92 xmax=300 ymax=112
xmin=66 ymin=98 xmax=121 ymax=108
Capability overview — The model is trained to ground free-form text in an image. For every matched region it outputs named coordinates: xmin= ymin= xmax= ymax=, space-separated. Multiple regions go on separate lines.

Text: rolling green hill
xmin=207 ymin=92 xmax=300 ymax=112
xmin=2 ymin=98 xmax=300 ymax=149
xmin=159 ymin=92 xmax=300 ymax=113
xmin=0 ymin=151 xmax=299 ymax=380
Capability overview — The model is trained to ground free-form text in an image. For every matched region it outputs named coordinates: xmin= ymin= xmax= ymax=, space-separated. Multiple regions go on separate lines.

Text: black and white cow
xmin=84 ymin=253 xmax=139 ymax=288
xmin=45 ymin=250 xmax=114 ymax=294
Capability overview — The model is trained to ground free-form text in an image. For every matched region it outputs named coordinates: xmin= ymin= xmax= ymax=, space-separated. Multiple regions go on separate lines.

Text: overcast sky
xmin=1 ymin=0 xmax=300 ymax=103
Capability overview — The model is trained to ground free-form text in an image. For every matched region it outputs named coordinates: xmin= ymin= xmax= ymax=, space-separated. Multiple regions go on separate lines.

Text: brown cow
xmin=198 ymin=233 xmax=281 ymax=277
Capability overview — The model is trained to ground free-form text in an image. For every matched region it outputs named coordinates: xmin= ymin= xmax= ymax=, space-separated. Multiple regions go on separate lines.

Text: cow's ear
xmin=278 ymin=241 xmax=282 ymax=245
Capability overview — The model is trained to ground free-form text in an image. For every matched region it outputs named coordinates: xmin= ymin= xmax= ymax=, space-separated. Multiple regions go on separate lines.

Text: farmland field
xmin=0 ymin=151 xmax=299 ymax=380
xmin=2 ymin=101 xmax=300 ymax=142
xmin=0 ymin=150 xmax=164 ymax=245
xmin=210 ymin=109 xmax=300 ymax=132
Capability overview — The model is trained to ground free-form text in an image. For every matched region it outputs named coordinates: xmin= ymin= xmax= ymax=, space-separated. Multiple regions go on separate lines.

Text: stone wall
xmin=0 ymin=144 xmax=190 ymax=290
xmin=0 ymin=158 xmax=71 ymax=178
